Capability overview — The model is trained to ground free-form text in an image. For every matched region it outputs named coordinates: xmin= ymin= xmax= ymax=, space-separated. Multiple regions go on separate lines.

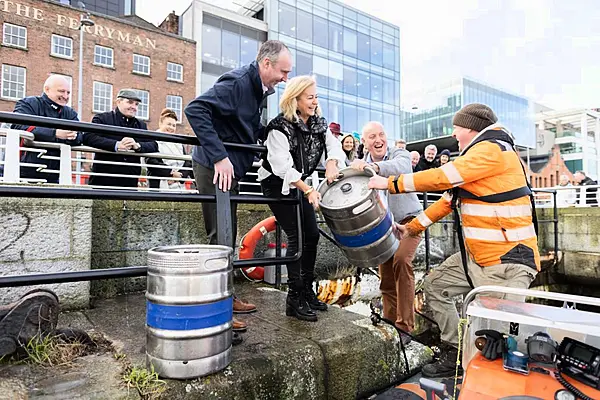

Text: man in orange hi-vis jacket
xmin=369 ymin=103 xmax=539 ymax=378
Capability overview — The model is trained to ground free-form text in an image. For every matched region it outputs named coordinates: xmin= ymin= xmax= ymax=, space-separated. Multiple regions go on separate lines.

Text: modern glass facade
xmin=264 ymin=0 xmax=401 ymax=138
xmin=199 ymin=14 xmax=268 ymax=94
xmin=402 ymin=77 xmax=536 ymax=148
xmin=52 ymin=0 xmax=136 ymax=17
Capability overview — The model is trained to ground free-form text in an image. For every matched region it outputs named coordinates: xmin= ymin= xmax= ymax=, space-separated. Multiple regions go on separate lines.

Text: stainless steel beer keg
xmin=317 ymin=167 xmax=398 ymax=267
xmin=146 ymin=245 xmax=233 ymax=379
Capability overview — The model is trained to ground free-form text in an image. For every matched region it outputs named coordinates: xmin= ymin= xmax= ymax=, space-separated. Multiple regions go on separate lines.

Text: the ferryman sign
xmin=0 ymin=0 xmax=157 ymax=49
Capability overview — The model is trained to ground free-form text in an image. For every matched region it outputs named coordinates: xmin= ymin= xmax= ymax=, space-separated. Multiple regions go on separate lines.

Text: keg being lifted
xmin=317 ymin=167 xmax=398 ymax=268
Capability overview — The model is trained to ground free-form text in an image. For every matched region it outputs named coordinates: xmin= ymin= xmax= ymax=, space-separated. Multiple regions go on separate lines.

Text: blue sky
xmin=138 ymin=0 xmax=600 ymax=111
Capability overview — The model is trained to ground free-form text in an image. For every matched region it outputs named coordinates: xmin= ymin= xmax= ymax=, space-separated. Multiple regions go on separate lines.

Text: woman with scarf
xmin=258 ymin=75 xmax=345 ymax=322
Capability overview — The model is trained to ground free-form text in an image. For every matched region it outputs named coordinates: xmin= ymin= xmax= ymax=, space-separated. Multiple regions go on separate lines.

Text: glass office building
xmin=264 ymin=0 xmax=401 ymax=137
xmin=182 ymin=0 xmax=401 ymax=138
xmin=52 ymin=0 xmax=136 ymax=17
xmin=401 ymin=77 xmax=536 ymax=148
xmin=196 ymin=15 xmax=268 ymax=94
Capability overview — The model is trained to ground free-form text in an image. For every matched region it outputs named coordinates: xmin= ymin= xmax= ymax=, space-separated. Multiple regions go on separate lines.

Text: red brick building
xmin=0 ymin=0 xmax=196 ymax=134
xmin=524 ymin=145 xmax=574 ymax=188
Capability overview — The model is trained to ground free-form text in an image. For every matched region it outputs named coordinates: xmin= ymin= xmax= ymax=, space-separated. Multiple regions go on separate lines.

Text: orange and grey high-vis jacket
xmin=387 ymin=124 xmax=540 ymax=271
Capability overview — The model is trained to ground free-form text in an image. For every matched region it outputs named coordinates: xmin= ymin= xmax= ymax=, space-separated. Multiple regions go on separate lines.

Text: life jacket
xmin=451 ymin=126 xmax=538 ymax=288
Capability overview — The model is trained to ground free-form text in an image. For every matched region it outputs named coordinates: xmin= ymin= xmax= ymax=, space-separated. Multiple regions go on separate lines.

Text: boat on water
xmin=375 ymin=285 xmax=600 ymax=400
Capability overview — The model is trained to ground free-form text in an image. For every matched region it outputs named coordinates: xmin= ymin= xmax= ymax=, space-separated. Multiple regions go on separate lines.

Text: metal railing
xmin=533 ymin=184 xmax=600 ymax=208
xmin=0 ymin=111 xmax=563 ymax=286
xmin=0 ymin=111 xmax=304 ymax=288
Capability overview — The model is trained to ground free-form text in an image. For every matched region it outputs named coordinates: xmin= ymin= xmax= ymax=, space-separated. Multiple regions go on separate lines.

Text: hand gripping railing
xmin=0 ymin=111 xmax=303 ymax=288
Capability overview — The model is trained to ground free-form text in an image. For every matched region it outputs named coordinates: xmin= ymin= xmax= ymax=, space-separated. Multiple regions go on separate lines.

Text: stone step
xmin=1 ymin=283 xmax=433 ymax=400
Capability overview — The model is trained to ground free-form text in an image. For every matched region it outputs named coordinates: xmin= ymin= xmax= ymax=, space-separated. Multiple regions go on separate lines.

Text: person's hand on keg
xmin=392 ymin=223 xmax=407 ymax=240
xmin=325 ymin=159 xmax=340 ymax=183
xmin=350 ymin=160 xmax=380 ymax=174
xmin=368 ymin=174 xmax=390 ymax=190
xmin=304 ymin=188 xmax=321 ymax=210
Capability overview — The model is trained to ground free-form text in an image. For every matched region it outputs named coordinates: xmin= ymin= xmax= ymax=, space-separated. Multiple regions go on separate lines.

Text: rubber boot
xmin=285 ymin=286 xmax=317 ymax=322
xmin=303 ymin=280 xmax=327 ymax=311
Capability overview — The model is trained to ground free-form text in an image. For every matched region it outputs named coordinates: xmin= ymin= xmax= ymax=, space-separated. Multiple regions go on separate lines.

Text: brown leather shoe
xmin=232 ymin=317 xmax=247 ymax=333
xmin=233 ymin=297 xmax=257 ymax=314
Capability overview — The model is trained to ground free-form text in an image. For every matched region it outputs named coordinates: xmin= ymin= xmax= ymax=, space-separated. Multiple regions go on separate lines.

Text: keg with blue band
xmin=332 ymin=211 xmax=393 ymax=248
xmin=146 ymin=296 xmax=233 ymax=331
xmin=145 ymin=245 xmax=234 ymax=379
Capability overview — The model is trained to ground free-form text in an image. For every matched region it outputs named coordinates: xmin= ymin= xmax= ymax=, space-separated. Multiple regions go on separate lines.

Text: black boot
xmin=286 ymin=287 xmax=317 ymax=322
xmin=421 ymin=344 xmax=463 ymax=378
xmin=303 ymin=280 xmax=327 ymax=311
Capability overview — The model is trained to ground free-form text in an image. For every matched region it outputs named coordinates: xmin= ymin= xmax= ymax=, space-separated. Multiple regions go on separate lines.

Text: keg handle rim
xmin=327 ymin=172 xmax=344 ymax=186
xmin=364 ymin=166 xmax=376 ymax=177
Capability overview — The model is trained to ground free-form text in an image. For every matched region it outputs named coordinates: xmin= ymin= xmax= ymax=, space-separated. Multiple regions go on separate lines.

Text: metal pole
xmin=553 ymin=191 xmax=559 ymax=261
xmin=76 ymin=17 xmax=85 ymax=185
xmin=215 ymin=185 xmax=233 ymax=248
xmin=275 ymin=221 xmax=281 ymax=290
xmin=77 ymin=19 xmax=84 ymax=117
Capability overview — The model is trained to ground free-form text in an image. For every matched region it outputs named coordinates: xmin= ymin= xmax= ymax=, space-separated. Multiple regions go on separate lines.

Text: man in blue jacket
xmin=185 ymin=40 xmax=292 ymax=330
xmin=11 ymin=75 xmax=82 ymax=183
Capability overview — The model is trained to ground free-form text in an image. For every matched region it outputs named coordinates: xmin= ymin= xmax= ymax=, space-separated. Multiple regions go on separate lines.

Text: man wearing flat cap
xmin=84 ymin=89 xmax=158 ymax=187
xmin=369 ymin=103 xmax=539 ymax=377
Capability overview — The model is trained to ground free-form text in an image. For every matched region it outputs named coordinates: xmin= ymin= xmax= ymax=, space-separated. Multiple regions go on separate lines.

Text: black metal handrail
xmin=0 ymin=111 xmax=260 ymax=152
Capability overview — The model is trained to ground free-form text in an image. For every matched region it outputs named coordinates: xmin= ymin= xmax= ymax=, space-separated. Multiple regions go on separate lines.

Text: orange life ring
xmin=240 ymin=216 xmax=278 ymax=281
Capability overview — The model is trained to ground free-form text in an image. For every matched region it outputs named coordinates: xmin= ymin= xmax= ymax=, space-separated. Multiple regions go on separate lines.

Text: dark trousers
xmin=261 ymin=176 xmax=319 ymax=291
xmin=193 ymin=161 xmax=239 ymax=246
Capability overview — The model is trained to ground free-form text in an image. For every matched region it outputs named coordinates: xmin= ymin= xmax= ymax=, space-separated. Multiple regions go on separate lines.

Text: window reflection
xmin=297 ymin=10 xmax=313 ymax=43
xmin=279 ymin=4 xmax=296 ymax=38
xmin=222 ymin=30 xmax=240 ymax=69
xmin=357 ymin=70 xmax=370 ymax=98
xmin=318 ymin=97 xmax=329 ymax=121
xmin=383 ymin=42 xmax=395 ymax=70
xmin=313 ymin=16 xmax=328 ymax=49
xmin=383 ymin=77 xmax=395 ymax=105
xmin=370 ymin=38 xmax=383 ymax=66
xmin=344 ymin=103 xmax=358 ymax=133
xmin=241 ymin=37 xmax=258 ymax=66
xmin=371 ymin=109 xmax=383 ymax=124
xmin=202 ymin=25 xmax=221 ymax=65
xmin=343 ymin=28 xmax=357 ymax=57
xmin=357 ymin=32 xmax=370 ymax=62
xmin=328 ymin=59 xmax=344 ymax=92
xmin=343 ymin=66 xmax=357 ymax=96
xmin=201 ymin=72 xmax=219 ymax=94
xmin=296 ymin=50 xmax=313 ymax=76
xmin=313 ymin=55 xmax=329 ymax=89
xmin=329 ymin=22 xmax=343 ymax=53
xmin=371 ymin=74 xmax=382 ymax=102
xmin=329 ymin=100 xmax=342 ymax=126
xmin=357 ymin=108 xmax=370 ymax=130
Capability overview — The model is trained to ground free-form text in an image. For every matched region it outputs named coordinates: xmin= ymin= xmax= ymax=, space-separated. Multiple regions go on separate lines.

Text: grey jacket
xmin=367 ymin=148 xmax=423 ymax=222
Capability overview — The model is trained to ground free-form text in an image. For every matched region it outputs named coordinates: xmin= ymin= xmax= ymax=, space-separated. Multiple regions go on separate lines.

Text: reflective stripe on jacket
xmin=387 ymin=124 xmax=540 ymax=270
